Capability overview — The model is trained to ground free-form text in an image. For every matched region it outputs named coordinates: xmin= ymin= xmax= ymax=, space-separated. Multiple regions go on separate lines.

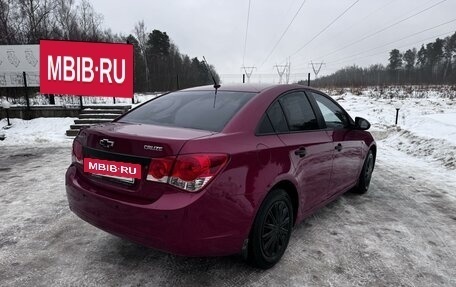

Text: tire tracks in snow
xmin=0 ymin=146 xmax=455 ymax=286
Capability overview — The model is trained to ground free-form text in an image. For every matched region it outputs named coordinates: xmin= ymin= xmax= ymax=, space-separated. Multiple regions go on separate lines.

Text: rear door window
xmin=119 ymin=91 xmax=256 ymax=132
xmin=279 ymin=92 xmax=319 ymax=131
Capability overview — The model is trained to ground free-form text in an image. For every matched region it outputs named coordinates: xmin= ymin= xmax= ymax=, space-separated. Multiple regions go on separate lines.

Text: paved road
xmin=0 ymin=146 xmax=455 ymax=287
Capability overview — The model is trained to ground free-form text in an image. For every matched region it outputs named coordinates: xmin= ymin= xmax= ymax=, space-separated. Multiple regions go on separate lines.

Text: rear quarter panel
xmin=179 ymin=131 xmax=293 ymax=241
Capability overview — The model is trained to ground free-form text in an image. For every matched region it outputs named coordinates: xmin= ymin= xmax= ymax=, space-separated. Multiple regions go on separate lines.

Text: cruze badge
xmin=144 ymin=145 xmax=163 ymax=152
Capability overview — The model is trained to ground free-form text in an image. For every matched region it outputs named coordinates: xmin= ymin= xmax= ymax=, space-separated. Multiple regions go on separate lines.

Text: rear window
xmin=119 ymin=90 xmax=256 ymax=132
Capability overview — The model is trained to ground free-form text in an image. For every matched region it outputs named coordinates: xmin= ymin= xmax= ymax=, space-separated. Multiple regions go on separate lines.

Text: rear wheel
xmin=354 ymin=150 xmax=374 ymax=194
xmin=248 ymin=189 xmax=293 ymax=269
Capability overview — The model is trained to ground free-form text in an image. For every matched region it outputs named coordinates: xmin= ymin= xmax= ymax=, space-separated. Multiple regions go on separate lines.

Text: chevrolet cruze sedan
xmin=66 ymin=84 xmax=376 ymax=269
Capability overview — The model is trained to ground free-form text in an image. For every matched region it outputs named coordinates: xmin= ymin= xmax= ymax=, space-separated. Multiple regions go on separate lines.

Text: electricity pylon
xmin=310 ymin=61 xmax=325 ymax=79
xmin=241 ymin=66 xmax=256 ymax=83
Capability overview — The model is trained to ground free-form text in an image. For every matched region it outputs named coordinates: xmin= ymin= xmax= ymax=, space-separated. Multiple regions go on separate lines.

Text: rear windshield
xmin=119 ymin=90 xmax=256 ymax=132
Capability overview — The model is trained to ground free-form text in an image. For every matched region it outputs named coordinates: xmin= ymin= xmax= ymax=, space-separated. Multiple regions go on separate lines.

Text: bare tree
xmin=17 ymin=0 xmax=57 ymax=43
xmin=55 ymin=0 xmax=77 ymax=39
xmin=0 ymin=0 xmax=22 ymax=44
xmin=77 ymin=0 xmax=103 ymax=41
xmin=134 ymin=20 xmax=150 ymax=90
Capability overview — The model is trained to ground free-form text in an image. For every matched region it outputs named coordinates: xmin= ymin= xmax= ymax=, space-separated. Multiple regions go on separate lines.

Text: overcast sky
xmin=91 ymin=0 xmax=456 ymax=83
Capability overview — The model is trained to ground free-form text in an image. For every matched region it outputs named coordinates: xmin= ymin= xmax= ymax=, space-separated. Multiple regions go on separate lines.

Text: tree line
xmin=0 ymin=0 xmax=219 ymax=93
xmin=305 ymin=31 xmax=456 ymax=87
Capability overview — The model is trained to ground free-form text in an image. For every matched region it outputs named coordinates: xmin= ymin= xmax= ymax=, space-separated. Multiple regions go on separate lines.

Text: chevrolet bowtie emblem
xmin=99 ymin=139 xmax=114 ymax=149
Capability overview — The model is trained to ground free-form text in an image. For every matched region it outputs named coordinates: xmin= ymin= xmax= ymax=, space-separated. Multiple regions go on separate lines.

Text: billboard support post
xmin=22 ymin=72 xmax=31 ymax=115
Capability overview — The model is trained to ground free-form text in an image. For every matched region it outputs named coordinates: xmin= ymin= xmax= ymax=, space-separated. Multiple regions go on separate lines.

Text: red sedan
xmin=66 ymin=84 xmax=376 ymax=268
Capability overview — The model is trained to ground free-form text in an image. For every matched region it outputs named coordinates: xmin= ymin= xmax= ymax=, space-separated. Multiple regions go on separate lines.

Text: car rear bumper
xmin=65 ymin=165 xmax=249 ymax=257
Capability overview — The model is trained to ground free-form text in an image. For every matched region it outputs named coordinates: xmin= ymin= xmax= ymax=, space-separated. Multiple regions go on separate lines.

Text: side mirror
xmin=354 ymin=117 xmax=371 ymax=130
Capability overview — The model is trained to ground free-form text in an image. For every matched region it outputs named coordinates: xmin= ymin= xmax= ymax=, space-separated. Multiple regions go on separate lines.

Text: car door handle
xmin=294 ymin=147 xmax=307 ymax=158
xmin=335 ymin=143 xmax=343 ymax=152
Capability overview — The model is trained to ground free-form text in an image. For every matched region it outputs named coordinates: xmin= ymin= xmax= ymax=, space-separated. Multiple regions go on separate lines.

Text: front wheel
xmin=248 ymin=189 xmax=293 ymax=269
xmin=354 ymin=150 xmax=375 ymax=194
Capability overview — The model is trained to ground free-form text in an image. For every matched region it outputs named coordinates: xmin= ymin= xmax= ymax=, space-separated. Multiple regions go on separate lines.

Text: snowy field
xmin=0 ymin=86 xmax=455 ymax=286
xmin=328 ymin=86 xmax=456 ymax=172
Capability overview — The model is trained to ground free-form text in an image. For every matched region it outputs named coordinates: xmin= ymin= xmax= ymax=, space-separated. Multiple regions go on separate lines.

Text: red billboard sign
xmin=40 ymin=40 xmax=133 ymax=98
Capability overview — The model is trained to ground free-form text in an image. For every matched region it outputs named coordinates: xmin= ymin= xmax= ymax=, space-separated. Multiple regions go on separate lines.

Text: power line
xmin=283 ymin=0 xmax=298 ymax=19
xmin=293 ymin=30 xmax=455 ymax=73
xmin=292 ymin=17 xmax=456 ymax=68
xmin=291 ymin=0 xmax=361 ymax=57
xmin=291 ymin=16 xmax=456 ymax=70
xmin=292 ymin=0 xmax=400 ymax=64
xmin=325 ymin=17 xmax=456 ymax=65
xmin=220 ymin=72 xmax=309 ymax=84
xmin=315 ymin=0 xmax=449 ymax=60
xmin=242 ymin=0 xmax=252 ymax=66
xmin=259 ymin=0 xmax=307 ymax=68
xmin=337 ymin=0 xmax=396 ymax=36
xmin=337 ymin=30 xmax=456 ymax=65
xmin=292 ymin=0 xmax=436 ymax=65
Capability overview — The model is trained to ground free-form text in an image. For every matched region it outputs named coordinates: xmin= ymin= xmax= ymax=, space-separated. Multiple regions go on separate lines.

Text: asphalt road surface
xmin=0 ymin=146 xmax=455 ymax=287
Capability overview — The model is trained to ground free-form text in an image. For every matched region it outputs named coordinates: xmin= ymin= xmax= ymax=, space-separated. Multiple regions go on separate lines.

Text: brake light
xmin=147 ymin=154 xmax=228 ymax=192
xmin=173 ymin=155 xmax=211 ymax=181
xmin=72 ymin=140 xmax=83 ymax=164
xmin=146 ymin=157 xmax=175 ymax=183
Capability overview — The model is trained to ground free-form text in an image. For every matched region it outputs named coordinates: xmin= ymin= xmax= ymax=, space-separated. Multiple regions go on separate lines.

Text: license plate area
xmin=84 ymin=157 xmax=142 ymax=181
xmin=91 ymin=174 xmax=135 ymax=184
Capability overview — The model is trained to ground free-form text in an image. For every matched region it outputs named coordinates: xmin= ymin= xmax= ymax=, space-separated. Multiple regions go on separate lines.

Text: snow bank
xmin=0 ymin=117 xmax=75 ymax=147
xmin=0 ymin=93 xmax=161 ymax=147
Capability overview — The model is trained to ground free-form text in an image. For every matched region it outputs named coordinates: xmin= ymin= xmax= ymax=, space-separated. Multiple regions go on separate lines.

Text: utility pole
xmin=241 ymin=66 xmax=256 ymax=83
xmin=272 ymin=58 xmax=292 ymax=84
xmin=285 ymin=58 xmax=291 ymax=84
xmin=273 ymin=64 xmax=288 ymax=84
xmin=310 ymin=61 xmax=325 ymax=79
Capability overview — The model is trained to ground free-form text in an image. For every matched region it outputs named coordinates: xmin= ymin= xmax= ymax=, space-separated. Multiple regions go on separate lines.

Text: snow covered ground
xmin=0 ymin=117 xmax=75 ymax=146
xmin=0 ymin=92 xmax=159 ymax=146
xmin=327 ymin=86 xmax=456 ymax=173
xmin=0 ymin=86 xmax=455 ymax=286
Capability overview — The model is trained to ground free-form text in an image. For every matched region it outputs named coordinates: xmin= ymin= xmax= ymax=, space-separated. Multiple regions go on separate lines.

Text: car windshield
xmin=119 ymin=90 xmax=256 ymax=132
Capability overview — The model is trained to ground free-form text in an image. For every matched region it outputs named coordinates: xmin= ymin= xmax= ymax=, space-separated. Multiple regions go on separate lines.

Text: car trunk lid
xmin=77 ymin=122 xmax=215 ymax=202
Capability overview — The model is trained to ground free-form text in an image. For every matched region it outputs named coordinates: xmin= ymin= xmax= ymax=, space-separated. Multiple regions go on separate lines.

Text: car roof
xmin=180 ymin=83 xmax=307 ymax=93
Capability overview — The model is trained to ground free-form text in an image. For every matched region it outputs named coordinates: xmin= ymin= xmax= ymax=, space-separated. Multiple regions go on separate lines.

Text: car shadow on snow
xmin=83 ymin=190 xmax=372 ymax=286
xmin=76 ymin=181 xmax=432 ymax=286
xmin=89 ymin=235 xmax=268 ymax=286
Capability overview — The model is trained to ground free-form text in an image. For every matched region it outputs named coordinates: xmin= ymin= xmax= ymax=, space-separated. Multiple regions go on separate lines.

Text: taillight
xmin=72 ymin=140 xmax=83 ymax=164
xmin=147 ymin=154 xmax=228 ymax=192
xmin=146 ymin=157 xmax=174 ymax=183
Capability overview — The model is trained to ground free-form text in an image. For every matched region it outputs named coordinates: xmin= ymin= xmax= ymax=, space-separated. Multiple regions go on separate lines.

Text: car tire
xmin=354 ymin=150 xmax=375 ymax=194
xmin=248 ymin=189 xmax=293 ymax=269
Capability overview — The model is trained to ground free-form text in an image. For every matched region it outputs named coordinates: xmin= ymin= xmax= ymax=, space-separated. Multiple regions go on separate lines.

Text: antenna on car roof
xmin=202 ymin=56 xmax=220 ymax=91
xmin=202 ymin=56 xmax=220 ymax=108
